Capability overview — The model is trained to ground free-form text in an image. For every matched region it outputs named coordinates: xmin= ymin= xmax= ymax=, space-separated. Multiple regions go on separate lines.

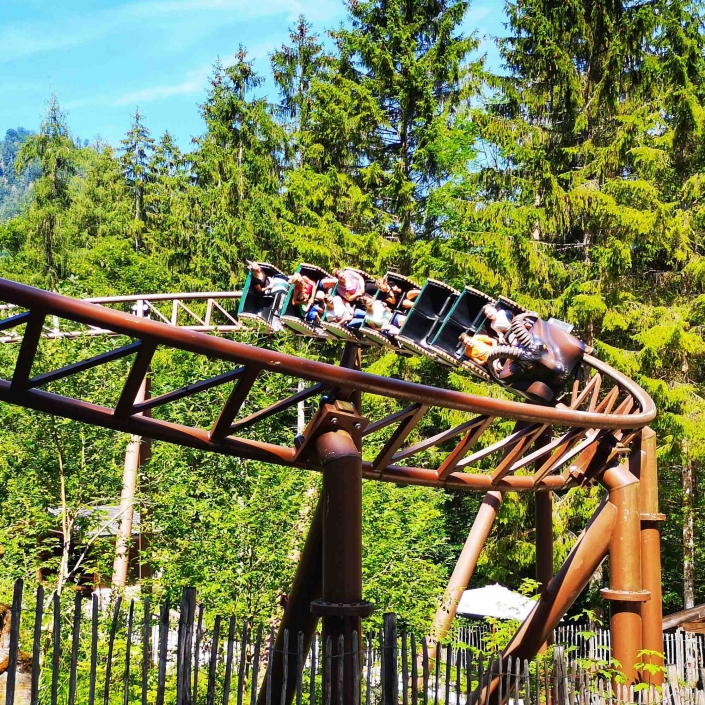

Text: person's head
xmin=247 ymin=261 xmax=263 ymax=276
xmin=323 ymin=294 xmax=335 ymax=309
xmin=290 ymin=272 xmax=304 ymax=289
xmin=376 ymin=276 xmax=389 ymax=292
xmin=361 ymin=295 xmax=375 ymax=310
xmin=483 ymin=304 xmax=498 ymax=320
xmin=459 ymin=332 xmax=473 ymax=346
xmin=332 ymin=267 xmax=343 ymax=279
xmin=315 ymin=290 xmax=325 ymax=303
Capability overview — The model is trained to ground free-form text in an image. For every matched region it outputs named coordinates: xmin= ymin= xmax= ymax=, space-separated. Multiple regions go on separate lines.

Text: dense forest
xmin=1 ymin=0 xmax=705 ymax=631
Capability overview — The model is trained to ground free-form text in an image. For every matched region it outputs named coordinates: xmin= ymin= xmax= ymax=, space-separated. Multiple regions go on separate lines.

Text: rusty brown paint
xmin=635 ymin=428 xmax=664 ymax=686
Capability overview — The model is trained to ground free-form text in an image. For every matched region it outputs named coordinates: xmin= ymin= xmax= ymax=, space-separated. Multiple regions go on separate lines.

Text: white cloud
xmin=0 ymin=0 xmax=344 ymax=63
xmin=0 ymin=24 xmax=90 ymax=59
xmin=113 ymin=65 xmax=212 ymax=106
xmin=466 ymin=5 xmax=492 ymax=23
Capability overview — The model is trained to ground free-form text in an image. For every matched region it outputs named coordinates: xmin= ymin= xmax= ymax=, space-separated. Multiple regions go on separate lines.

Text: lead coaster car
xmin=280 ymin=263 xmax=333 ymax=339
xmin=237 ymin=262 xmax=289 ymax=333
xmin=487 ymin=313 xmax=587 ymax=404
xmin=397 ymin=279 xmax=459 ymax=361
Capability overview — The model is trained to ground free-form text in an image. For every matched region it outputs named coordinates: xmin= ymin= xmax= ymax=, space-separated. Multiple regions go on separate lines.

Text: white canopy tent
xmin=456 ymin=583 xmax=536 ymax=621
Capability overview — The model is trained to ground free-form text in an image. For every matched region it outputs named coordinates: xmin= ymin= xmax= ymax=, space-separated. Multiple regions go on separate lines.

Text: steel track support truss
xmin=0 ymin=278 xmax=665 ymax=705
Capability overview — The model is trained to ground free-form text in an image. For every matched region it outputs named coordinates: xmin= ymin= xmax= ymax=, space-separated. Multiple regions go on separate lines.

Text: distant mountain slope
xmin=0 ymin=128 xmax=39 ymax=221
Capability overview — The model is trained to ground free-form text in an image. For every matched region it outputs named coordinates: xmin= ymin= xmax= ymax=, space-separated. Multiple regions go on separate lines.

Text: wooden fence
xmin=0 ymin=580 xmax=701 ymax=705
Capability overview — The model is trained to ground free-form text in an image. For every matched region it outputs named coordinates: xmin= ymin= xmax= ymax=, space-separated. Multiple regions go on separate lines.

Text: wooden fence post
xmin=382 ymin=614 xmax=398 ymax=705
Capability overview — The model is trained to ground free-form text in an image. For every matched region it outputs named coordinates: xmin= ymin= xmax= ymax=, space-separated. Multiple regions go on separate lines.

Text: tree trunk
xmin=112 ymin=354 xmax=150 ymax=590
xmin=683 ymin=451 xmax=695 ymax=609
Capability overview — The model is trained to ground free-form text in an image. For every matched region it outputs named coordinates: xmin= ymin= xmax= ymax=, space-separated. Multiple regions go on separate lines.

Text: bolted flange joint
xmin=310 ymin=599 xmax=375 ymax=618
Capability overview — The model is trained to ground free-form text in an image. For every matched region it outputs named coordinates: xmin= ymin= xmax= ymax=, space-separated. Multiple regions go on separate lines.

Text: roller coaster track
xmin=0 ymin=277 xmax=662 ymax=705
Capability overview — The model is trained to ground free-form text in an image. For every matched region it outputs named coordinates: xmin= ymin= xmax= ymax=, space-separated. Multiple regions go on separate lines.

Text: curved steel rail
xmin=0 ymin=277 xmax=655 ymax=493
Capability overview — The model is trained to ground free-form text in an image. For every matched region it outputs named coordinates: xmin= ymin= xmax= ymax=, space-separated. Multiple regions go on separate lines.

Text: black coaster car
xmin=280 ymin=264 xmax=333 ymax=338
xmin=429 ymin=287 xmax=495 ymax=379
xmin=488 ymin=314 xmax=586 ymax=404
xmin=375 ymin=272 xmax=420 ymax=311
xmin=355 ymin=271 xmax=419 ymax=353
xmin=397 ymin=279 xmax=459 ymax=360
xmin=237 ymin=262 xmax=289 ymax=333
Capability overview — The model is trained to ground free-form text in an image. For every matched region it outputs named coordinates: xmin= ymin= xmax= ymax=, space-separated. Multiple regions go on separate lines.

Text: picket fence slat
xmin=89 ymin=594 xmax=99 ymax=705
xmin=312 ymin=632 xmax=319 ymax=705
xmin=237 ymin=620 xmax=248 ymax=705
xmin=324 ymin=635 xmax=332 ymax=705
xmin=156 ymin=601 xmax=170 ymax=705
xmin=207 ymin=615 xmax=221 ymax=705
xmin=142 ymin=598 xmax=150 ymax=705
xmin=51 ymin=591 xmax=61 ymax=705
xmin=266 ymin=627 xmax=274 ymax=705
xmin=5 ymin=577 xmax=23 ymax=705
xmin=29 ymin=584 xmax=44 ymax=705
xmin=104 ymin=595 xmax=124 ymax=705
xmin=296 ymin=630 xmax=304 ymax=705
xmin=68 ymin=594 xmax=82 ymax=705
xmin=365 ymin=632 xmax=372 ymax=705
xmin=410 ymin=633 xmax=418 ymax=705
xmin=337 ymin=634 xmax=344 ymax=705
xmin=125 ymin=599 xmax=135 ymax=705
xmin=223 ymin=616 xmax=236 ymax=705
xmin=193 ymin=603 xmax=205 ymax=705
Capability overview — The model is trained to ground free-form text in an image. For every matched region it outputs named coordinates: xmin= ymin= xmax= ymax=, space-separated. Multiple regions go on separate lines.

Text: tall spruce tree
xmin=189 ymin=51 xmax=287 ymax=283
xmin=271 ymin=16 xmax=331 ymax=157
xmin=15 ymin=95 xmax=78 ymax=285
xmin=333 ymin=0 xmax=479 ymax=248
xmin=120 ymin=109 xmax=155 ymax=251
xmin=270 ymin=17 xmax=385 ymax=270
xmin=146 ymin=132 xmax=193 ymax=275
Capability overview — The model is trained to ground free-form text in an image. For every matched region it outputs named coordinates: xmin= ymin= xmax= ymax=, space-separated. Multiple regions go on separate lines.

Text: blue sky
xmin=1 ymin=0 xmax=505 ymax=150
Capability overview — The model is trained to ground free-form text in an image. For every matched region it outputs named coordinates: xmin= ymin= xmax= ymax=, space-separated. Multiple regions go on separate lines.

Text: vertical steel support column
xmin=600 ymin=464 xmax=648 ymax=685
xmin=535 ymin=492 xmax=553 ymax=592
xmin=535 ymin=491 xmax=553 ymax=655
xmin=257 ymin=497 xmax=324 ymax=705
xmin=535 ymin=492 xmax=553 ymax=590
xmin=636 ymin=428 xmax=664 ymax=686
xmin=312 ymin=429 xmax=373 ymax=705
xmin=428 ymin=491 xmax=502 ymax=648
xmin=339 ymin=341 xmax=363 ymax=413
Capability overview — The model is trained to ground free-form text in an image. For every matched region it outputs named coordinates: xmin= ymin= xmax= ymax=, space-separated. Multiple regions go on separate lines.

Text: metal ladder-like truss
xmin=0 ymin=280 xmax=653 ymax=490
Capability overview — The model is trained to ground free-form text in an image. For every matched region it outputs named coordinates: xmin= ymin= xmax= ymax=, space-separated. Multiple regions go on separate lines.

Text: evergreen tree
xmin=15 ymin=95 xmax=78 ymax=285
xmin=119 ymin=108 xmax=155 ymax=251
xmin=190 ymin=51 xmax=287 ymax=284
xmin=333 ymin=0 xmax=479 ymax=248
xmin=68 ymin=141 xmax=131 ymax=246
xmin=271 ymin=17 xmax=385 ymax=270
xmin=271 ymin=15 xmax=331 ymax=156
xmin=148 ymin=132 xmax=194 ymax=275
